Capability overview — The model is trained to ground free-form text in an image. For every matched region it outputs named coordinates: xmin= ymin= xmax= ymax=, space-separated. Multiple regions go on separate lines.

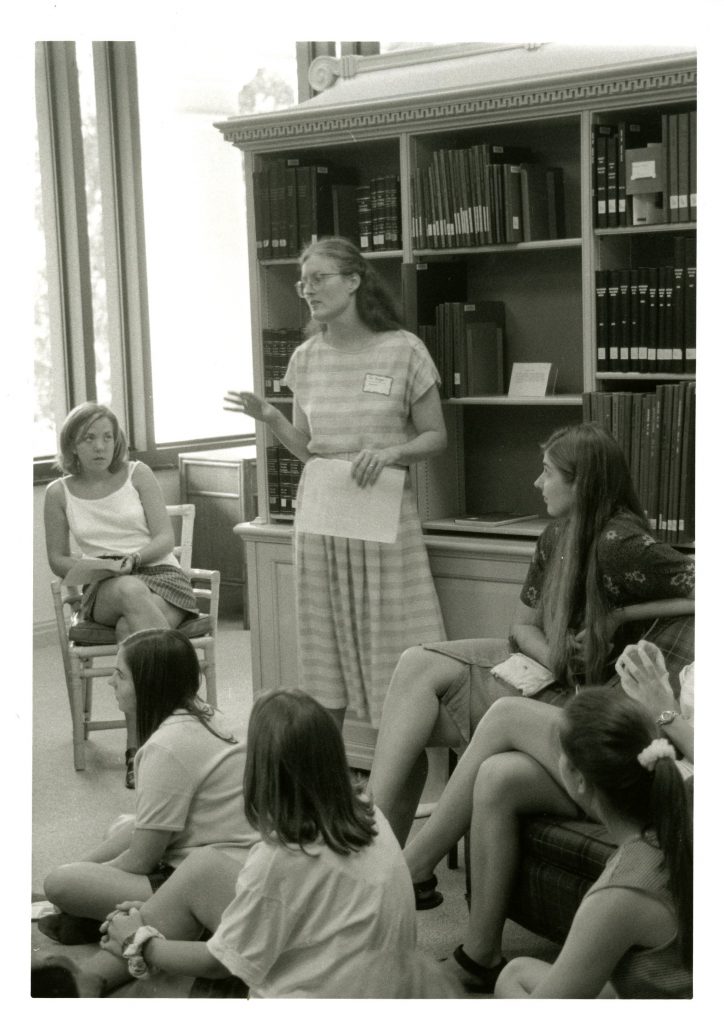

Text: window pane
xmin=33 ymin=120 xmax=56 ymax=457
xmin=76 ymin=43 xmax=111 ymax=407
xmin=136 ymin=41 xmax=297 ymax=443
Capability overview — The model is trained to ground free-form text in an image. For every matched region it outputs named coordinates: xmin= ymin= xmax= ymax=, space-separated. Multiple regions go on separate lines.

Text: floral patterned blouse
xmin=520 ymin=512 xmax=695 ymax=636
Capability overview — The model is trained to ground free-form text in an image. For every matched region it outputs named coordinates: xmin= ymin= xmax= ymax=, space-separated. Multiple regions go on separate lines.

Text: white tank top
xmin=61 ymin=462 xmax=178 ymax=567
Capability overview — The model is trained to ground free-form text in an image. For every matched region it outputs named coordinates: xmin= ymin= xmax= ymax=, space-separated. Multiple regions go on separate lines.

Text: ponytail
xmin=560 ymin=688 xmax=693 ymax=966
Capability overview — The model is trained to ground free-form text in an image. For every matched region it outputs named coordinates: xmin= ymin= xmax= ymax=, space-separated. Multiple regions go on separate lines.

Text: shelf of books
xmin=217 ymin=50 xmax=696 ymax=543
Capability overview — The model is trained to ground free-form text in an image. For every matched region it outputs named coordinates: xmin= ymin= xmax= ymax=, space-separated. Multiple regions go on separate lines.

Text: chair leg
xmin=203 ymin=642 xmax=217 ymax=708
xmin=69 ymin=651 xmax=87 ymax=771
xmin=447 ymin=749 xmax=459 ymax=869
xmin=83 ymin=667 xmax=93 ymax=740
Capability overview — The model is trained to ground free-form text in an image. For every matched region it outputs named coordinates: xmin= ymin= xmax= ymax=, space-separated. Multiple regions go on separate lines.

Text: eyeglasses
xmin=294 ymin=273 xmax=344 ymax=297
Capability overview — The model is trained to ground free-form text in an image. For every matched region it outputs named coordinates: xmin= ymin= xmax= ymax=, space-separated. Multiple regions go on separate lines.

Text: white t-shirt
xmin=134 ymin=709 xmax=259 ymax=866
xmin=206 ymin=808 xmax=433 ymax=998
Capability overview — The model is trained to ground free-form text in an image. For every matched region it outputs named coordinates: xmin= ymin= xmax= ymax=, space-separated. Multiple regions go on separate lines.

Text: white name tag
xmin=363 ymin=373 xmax=393 ymax=396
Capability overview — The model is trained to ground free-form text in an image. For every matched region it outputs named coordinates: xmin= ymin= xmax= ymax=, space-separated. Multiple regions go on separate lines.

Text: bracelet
xmin=122 ymin=925 xmax=164 ymax=980
xmin=130 ymin=552 xmax=142 ymax=572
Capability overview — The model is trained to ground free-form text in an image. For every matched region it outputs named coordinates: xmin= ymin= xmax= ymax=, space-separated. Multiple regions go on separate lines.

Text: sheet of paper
xmin=295 ymin=458 xmax=405 ymax=543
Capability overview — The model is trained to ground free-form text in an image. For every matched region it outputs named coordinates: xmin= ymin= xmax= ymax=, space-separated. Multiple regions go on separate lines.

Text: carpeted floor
xmin=31 ymin=618 xmax=559 ymax=998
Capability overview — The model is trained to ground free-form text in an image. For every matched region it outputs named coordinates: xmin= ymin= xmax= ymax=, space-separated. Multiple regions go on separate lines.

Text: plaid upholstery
xmin=504 ymin=614 xmax=695 ymax=946
xmin=69 ymin=612 xmax=212 ymax=646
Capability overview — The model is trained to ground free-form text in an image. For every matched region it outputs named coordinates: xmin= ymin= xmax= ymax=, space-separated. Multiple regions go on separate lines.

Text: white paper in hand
xmin=295 ymin=458 xmax=405 ymax=543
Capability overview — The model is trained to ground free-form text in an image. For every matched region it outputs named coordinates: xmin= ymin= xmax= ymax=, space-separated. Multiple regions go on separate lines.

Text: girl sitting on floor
xmin=495 ymin=687 xmax=692 ymax=999
xmin=40 ymin=629 xmax=259 ymax=945
xmin=65 ymin=690 xmax=460 ymax=998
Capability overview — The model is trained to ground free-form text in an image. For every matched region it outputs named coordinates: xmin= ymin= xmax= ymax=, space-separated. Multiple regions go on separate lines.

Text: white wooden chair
xmin=50 ymin=503 xmax=220 ymax=770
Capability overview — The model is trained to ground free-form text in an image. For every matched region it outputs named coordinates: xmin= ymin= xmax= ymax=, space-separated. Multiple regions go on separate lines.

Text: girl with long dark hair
xmin=495 ymin=687 xmax=692 ymax=998
xmin=370 ymin=422 xmax=694 ymax=849
xmin=40 ymin=629 xmax=258 ymax=944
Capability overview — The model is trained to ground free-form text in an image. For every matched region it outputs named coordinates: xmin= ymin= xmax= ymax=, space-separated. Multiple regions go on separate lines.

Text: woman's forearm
xmin=144 ymin=937 xmax=230 ymax=979
xmin=614 ymin=597 xmax=695 ymax=627
xmin=266 ymin=407 xmax=311 ymax=463
xmin=379 ymin=429 xmax=447 ymax=466
xmin=510 ymin=624 xmax=554 ymax=670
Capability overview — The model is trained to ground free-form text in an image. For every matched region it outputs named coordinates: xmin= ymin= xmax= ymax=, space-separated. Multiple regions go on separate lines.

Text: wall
xmin=33 ymin=467 xmax=181 ymax=641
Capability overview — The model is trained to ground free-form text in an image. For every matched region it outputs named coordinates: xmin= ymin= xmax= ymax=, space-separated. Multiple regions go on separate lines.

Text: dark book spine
xmin=593 ymin=125 xmax=613 ymax=228
xmin=655 ymin=269 xmax=667 ymax=373
xmin=619 ymin=269 xmax=631 ymax=373
xmin=637 ymin=271 xmax=649 ymax=373
xmin=295 ymin=166 xmax=312 ymax=250
xmin=672 ymin=237 xmax=686 ymax=373
xmin=266 ymin=446 xmax=281 ymax=516
xmin=606 ymin=131 xmax=619 ymax=228
xmin=355 ymin=184 xmax=372 ymax=253
xmin=678 ymin=383 xmax=696 ymax=539
xmin=677 ymin=111 xmax=690 ymax=223
xmin=258 ymin=167 xmax=272 ymax=259
xmin=607 ymin=270 xmax=621 ymax=373
xmin=668 ymin=112 xmax=679 ymax=225
xmin=285 ymin=161 xmax=300 ymax=259
xmin=661 ymin=113 xmax=671 ymax=224
xmin=647 ymin=267 xmax=659 ymax=373
xmin=595 ymin=269 xmax=610 ymax=372
xmin=662 ymin=265 xmax=675 ymax=374
xmin=684 ymin=236 xmax=696 ymax=374
xmin=689 ymin=110 xmax=697 ymax=221
xmin=667 ymin=383 xmax=685 ymax=541
xmin=629 ymin=268 xmax=640 ymax=370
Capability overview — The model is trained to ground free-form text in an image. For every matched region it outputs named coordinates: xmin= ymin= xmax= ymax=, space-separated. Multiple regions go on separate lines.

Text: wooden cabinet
xmin=179 ymin=447 xmax=257 ymax=623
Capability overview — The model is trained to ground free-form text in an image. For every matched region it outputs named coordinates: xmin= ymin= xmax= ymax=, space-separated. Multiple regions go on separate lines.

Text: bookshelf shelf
xmin=413 ymin=239 xmax=582 ymax=257
xmin=596 ymin=372 xmax=696 ymax=381
xmin=595 ymin=223 xmax=696 ymax=238
xmin=446 ymin=395 xmax=583 ymax=406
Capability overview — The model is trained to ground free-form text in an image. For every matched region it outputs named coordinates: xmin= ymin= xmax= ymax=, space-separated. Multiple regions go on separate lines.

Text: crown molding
xmin=217 ymin=58 xmax=695 ymax=153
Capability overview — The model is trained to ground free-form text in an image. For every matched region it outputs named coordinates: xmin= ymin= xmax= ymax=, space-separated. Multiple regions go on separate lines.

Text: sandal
xmin=37 ymin=911 xmax=102 ymax=945
xmin=412 ymin=874 xmax=444 ymax=911
xmin=125 ymin=748 xmax=137 ymax=790
xmin=452 ymin=945 xmax=507 ymax=994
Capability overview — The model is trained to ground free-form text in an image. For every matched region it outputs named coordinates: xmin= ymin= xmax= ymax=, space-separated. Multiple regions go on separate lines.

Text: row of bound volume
xmin=583 ymin=384 xmax=695 ymax=543
xmin=595 ymin=236 xmax=696 ymax=374
xmin=418 ymin=300 xmax=505 ymax=400
xmin=411 ymin=142 xmax=565 ymax=249
xmin=253 ymin=159 xmax=402 ymax=260
xmin=592 ymin=109 xmax=696 ymax=228
xmin=262 ymin=328 xmax=305 ymax=398
xmin=267 ymin=445 xmax=304 ymax=518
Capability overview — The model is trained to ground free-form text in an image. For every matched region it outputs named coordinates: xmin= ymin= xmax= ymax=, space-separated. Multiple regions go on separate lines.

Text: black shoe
xmin=452 ymin=945 xmax=507 ymax=994
xmin=125 ymin=748 xmax=137 ymax=790
xmin=189 ymin=976 xmax=249 ymax=998
xmin=37 ymin=912 xmax=102 ymax=945
xmin=412 ymin=874 xmax=444 ymax=910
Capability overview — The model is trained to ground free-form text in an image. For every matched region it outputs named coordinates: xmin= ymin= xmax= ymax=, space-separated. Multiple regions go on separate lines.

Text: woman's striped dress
xmin=284 ymin=329 xmax=446 ymax=726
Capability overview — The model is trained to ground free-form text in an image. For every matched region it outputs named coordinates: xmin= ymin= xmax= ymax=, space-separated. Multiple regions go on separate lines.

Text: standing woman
xmin=44 ymin=402 xmax=198 ymax=785
xmin=225 ymin=237 xmax=446 ymax=728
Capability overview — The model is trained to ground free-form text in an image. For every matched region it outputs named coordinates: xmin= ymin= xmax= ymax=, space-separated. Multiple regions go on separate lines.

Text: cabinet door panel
xmin=254 ymin=542 xmax=299 ymax=690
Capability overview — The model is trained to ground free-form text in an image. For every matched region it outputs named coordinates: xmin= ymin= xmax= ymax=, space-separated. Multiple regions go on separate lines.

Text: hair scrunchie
xmin=637 ymin=737 xmax=677 ymax=771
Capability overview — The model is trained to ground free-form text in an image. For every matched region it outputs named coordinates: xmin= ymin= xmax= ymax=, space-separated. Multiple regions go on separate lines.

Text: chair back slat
xmin=166 ymin=503 xmax=195 ymax=571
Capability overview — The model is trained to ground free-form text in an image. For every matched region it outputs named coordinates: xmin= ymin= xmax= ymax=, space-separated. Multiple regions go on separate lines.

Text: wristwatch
xmin=656 ymin=709 xmax=680 ymax=727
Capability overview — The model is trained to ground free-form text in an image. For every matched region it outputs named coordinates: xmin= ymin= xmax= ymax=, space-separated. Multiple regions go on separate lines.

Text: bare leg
xmin=44 ymin=862 xmax=154 ymax=920
xmin=463 ymin=751 xmax=578 ymax=967
xmin=404 ymin=697 xmax=565 ymax=883
xmin=80 ymin=847 xmax=241 ymax=994
xmin=368 ymin=646 xmax=467 ymax=845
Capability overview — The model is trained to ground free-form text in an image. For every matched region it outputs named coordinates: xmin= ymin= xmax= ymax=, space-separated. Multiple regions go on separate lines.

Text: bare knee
xmin=390 ymin=646 xmax=456 ymax=698
xmin=44 ymin=863 xmax=83 ymax=907
xmin=472 ymin=754 xmax=531 ymax=815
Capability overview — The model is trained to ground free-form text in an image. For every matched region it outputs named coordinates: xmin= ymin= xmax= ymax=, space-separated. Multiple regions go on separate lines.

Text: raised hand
xmin=223 ymin=390 xmax=274 ymax=422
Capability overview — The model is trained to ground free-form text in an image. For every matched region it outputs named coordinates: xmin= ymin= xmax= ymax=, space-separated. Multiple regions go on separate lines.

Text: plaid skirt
xmin=80 ymin=563 xmax=198 ymax=620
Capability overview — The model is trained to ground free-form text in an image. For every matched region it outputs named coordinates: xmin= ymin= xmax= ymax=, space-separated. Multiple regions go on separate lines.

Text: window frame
xmin=34 ymin=40 xmax=255 ymax=485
